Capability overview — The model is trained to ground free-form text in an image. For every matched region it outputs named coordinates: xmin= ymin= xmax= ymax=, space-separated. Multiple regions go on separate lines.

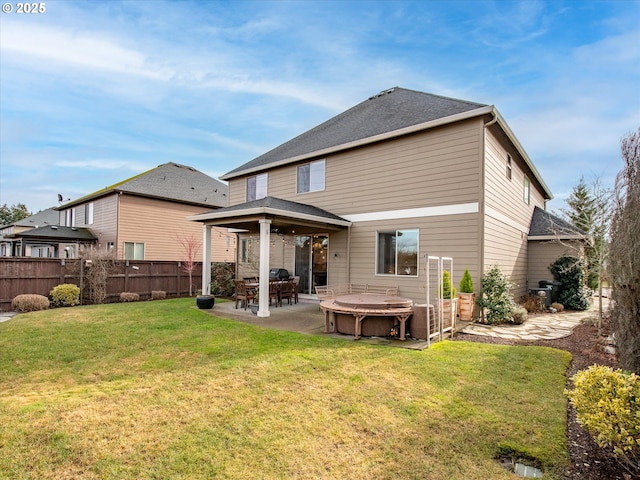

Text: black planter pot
xmin=196 ymin=295 xmax=215 ymax=309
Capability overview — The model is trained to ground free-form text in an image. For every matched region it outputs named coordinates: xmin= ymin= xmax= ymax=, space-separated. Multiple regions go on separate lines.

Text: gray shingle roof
xmin=17 ymin=225 xmax=97 ymax=241
xmin=223 ymin=87 xmax=487 ymax=179
xmin=206 ymin=196 xmax=349 ymax=223
xmin=529 ymin=206 xmax=587 ymax=238
xmin=6 ymin=208 xmax=59 ymax=228
xmin=62 ymin=162 xmax=228 ymax=209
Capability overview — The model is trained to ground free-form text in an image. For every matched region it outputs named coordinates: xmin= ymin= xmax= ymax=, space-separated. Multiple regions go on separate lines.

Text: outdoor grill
xmin=269 ymin=268 xmax=290 ymax=280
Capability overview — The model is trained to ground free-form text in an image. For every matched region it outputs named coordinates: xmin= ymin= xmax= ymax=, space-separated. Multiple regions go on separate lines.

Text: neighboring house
xmin=55 ymin=162 xmax=235 ymax=262
xmin=0 ymin=208 xmax=96 ymax=257
xmin=189 ymin=87 xmax=575 ymax=316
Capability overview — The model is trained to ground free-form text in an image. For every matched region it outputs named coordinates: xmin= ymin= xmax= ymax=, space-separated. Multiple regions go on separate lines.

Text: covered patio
xmin=188 ymin=196 xmax=351 ymax=318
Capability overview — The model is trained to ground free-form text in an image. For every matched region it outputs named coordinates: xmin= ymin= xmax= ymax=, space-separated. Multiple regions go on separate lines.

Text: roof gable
xmin=61 ymin=162 xmax=229 ymax=209
xmin=223 ymin=87 xmax=487 ymax=179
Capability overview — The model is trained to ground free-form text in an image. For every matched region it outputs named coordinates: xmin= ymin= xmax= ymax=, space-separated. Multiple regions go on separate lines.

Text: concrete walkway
xmin=0 ymin=311 xmax=17 ymax=323
xmin=461 ymin=299 xmax=606 ymax=341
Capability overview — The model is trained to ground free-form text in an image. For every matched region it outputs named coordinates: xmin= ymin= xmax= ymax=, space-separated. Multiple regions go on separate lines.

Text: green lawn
xmin=0 ymin=298 xmax=571 ymax=479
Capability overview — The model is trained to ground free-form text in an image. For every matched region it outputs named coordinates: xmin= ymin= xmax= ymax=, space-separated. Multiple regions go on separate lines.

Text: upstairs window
xmin=523 ymin=176 xmax=530 ymax=205
xmin=64 ymin=208 xmax=76 ymax=227
xmin=297 ymin=159 xmax=325 ymax=193
xmin=247 ymin=173 xmax=268 ymax=201
xmin=506 ymin=155 xmax=512 ymax=180
xmin=376 ymin=229 xmax=419 ymax=276
xmin=85 ymin=202 xmax=94 ymax=225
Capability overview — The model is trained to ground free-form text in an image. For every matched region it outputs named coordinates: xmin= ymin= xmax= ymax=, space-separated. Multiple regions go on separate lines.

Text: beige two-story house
xmin=190 ymin=87 xmax=568 ymax=316
xmin=58 ymin=162 xmax=235 ymax=262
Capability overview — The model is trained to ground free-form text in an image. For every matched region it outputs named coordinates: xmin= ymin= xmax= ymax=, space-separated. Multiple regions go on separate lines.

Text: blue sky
xmin=1 ymin=0 xmax=639 ymax=215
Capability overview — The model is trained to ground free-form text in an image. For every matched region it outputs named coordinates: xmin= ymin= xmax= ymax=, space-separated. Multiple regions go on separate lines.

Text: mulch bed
xmin=454 ymin=314 xmax=634 ymax=480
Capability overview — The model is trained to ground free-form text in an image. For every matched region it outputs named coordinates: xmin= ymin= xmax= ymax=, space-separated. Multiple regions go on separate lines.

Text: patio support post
xmin=202 ymin=224 xmax=212 ymax=295
xmin=258 ymin=218 xmax=271 ymax=317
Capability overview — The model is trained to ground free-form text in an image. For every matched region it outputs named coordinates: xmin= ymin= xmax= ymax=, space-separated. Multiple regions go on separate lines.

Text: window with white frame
xmin=506 ymin=155 xmax=512 ymax=180
xmin=297 ymin=159 xmax=325 ymax=193
xmin=240 ymin=238 xmax=253 ymax=263
xmin=85 ymin=202 xmax=94 ymax=225
xmin=376 ymin=229 xmax=419 ymax=276
xmin=64 ymin=208 xmax=76 ymax=227
xmin=124 ymin=242 xmax=145 ymax=260
xmin=523 ymin=176 xmax=531 ymax=205
xmin=246 ymin=173 xmax=268 ymax=201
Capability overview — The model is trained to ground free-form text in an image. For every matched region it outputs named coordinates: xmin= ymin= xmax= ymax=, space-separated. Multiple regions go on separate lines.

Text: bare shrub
xmin=119 ymin=292 xmax=140 ymax=302
xmin=151 ymin=290 xmax=166 ymax=300
xmin=12 ymin=294 xmax=50 ymax=312
xmin=78 ymin=246 xmax=116 ymax=305
xmin=520 ymin=294 xmax=544 ymax=313
xmin=551 ymin=302 xmax=565 ymax=312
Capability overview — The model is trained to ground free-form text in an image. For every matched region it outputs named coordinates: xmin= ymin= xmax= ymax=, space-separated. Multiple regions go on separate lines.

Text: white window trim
xmin=375 ymin=228 xmax=419 ymax=277
xmin=297 ymin=159 xmax=326 ymax=194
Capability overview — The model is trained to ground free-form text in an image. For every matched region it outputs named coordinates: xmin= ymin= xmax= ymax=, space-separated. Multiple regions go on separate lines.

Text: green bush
xmin=440 ymin=270 xmax=456 ymax=299
xmin=549 ymin=256 xmax=590 ymax=310
xmin=477 ymin=265 xmax=516 ymax=324
xmin=210 ymin=262 xmax=235 ymax=297
xmin=50 ymin=283 xmax=80 ymax=307
xmin=459 ymin=269 xmax=474 ymax=293
xmin=566 ymin=365 xmax=640 ymax=473
xmin=11 ymin=294 xmax=50 ymax=312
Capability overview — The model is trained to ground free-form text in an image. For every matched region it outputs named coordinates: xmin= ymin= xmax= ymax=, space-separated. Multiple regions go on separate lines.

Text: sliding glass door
xmin=294 ymin=234 xmax=328 ymax=295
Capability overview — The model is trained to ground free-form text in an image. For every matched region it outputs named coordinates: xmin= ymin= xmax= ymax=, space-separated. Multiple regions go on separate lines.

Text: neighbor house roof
xmin=2 ymin=208 xmax=59 ymax=229
xmin=10 ymin=225 xmax=97 ymax=242
xmin=221 ymin=87 xmax=553 ymax=201
xmin=60 ymin=162 xmax=229 ymax=209
xmin=528 ymin=206 xmax=587 ymax=240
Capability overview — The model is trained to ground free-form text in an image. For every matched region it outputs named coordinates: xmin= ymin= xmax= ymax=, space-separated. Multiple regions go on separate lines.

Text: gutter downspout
xmin=480 ymin=109 xmax=497 ymax=322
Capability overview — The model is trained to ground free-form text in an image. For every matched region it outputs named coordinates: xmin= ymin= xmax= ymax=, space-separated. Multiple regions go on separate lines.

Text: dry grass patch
xmin=0 ymin=299 xmax=570 ymax=479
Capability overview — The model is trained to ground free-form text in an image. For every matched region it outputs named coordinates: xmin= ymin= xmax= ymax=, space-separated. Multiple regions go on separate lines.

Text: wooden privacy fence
xmin=0 ymin=258 xmax=203 ymax=311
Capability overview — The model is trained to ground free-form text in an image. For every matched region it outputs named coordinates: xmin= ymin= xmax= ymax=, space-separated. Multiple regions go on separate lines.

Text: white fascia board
xmin=221 ymin=106 xmax=495 ymax=181
xmin=343 ymin=202 xmax=479 ymax=223
xmin=528 ymin=235 xmax=587 ymax=241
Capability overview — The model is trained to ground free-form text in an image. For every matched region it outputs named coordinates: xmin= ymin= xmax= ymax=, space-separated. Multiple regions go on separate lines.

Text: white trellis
xmin=425 ymin=255 xmax=456 ymax=347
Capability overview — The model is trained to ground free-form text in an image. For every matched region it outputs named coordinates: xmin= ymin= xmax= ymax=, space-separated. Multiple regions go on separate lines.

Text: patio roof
xmin=187 ymin=196 xmax=351 ymax=233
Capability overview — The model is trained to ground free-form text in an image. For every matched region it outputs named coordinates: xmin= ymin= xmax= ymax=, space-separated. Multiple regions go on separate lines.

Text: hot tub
xmin=320 ymin=294 xmax=414 ymax=340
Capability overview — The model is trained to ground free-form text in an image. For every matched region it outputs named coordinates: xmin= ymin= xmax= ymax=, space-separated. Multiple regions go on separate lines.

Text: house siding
xmin=117 ymin=195 xmax=234 ymax=262
xmin=483 ymin=128 xmax=547 ymax=299
xmin=228 ymin=119 xmax=485 ymax=303
xmin=528 ymin=240 xmax=583 ymax=290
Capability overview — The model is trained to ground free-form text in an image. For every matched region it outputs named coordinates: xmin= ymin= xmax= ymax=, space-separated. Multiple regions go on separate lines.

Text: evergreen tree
xmin=0 ymin=203 xmax=30 ymax=225
xmin=561 ymin=176 xmax=610 ymax=291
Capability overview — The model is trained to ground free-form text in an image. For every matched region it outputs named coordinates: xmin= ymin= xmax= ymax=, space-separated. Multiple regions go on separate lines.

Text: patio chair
xmin=234 ymin=280 xmax=256 ymax=310
xmin=268 ymin=279 xmax=280 ymax=307
xmin=292 ymin=276 xmax=300 ymax=304
xmin=279 ymin=278 xmax=295 ymax=306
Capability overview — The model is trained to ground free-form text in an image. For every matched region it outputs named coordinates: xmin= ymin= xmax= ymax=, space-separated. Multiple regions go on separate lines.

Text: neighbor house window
xmin=64 ymin=208 xmax=76 ymax=227
xmin=124 ymin=242 xmax=145 ymax=260
xmin=506 ymin=155 xmax=512 ymax=180
xmin=297 ymin=159 xmax=325 ymax=193
xmin=246 ymin=173 xmax=268 ymax=201
xmin=523 ymin=176 xmax=530 ymax=205
xmin=240 ymin=238 xmax=252 ymax=263
xmin=376 ymin=229 xmax=419 ymax=276
xmin=85 ymin=202 xmax=94 ymax=225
